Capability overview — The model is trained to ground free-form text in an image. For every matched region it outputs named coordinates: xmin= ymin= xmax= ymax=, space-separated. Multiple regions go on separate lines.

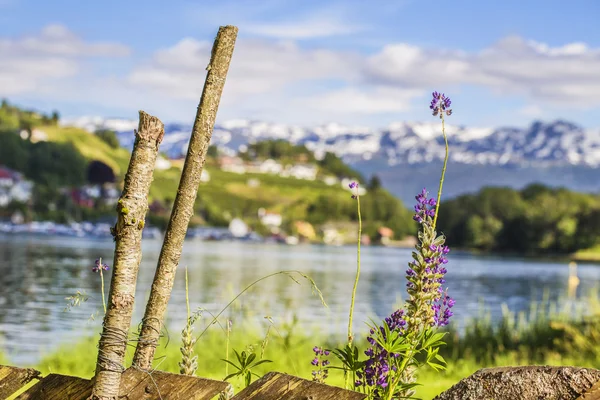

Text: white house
xmin=9 ymin=181 xmax=33 ymax=203
xmin=155 ymin=157 xmax=172 ymax=171
xmin=283 ymin=164 xmax=318 ymax=180
xmin=0 ymin=190 xmax=9 ymax=207
xmin=200 ymin=169 xmax=210 ymax=182
xmin=323 ymin=176 xmax=339 ymax=186
xmin=258 ymin=208 xmax=282 ymax=228
xmin=219 ymin=156 xmax=246 ymax=174
xmin=0 ymin=167 xmax=15 ymax=187
xmin=229 ymin=218 xmax=249 ymax=238
xmin=259 ymin=159 xmax=283 ymax=174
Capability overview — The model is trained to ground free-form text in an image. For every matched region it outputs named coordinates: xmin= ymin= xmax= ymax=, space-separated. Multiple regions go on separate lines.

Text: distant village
xmin=0 ymin=125 xmax=412 ymax=247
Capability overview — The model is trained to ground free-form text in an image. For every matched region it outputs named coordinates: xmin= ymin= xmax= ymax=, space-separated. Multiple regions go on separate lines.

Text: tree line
xmin=437 ymin=184 xmax=600 ymax=254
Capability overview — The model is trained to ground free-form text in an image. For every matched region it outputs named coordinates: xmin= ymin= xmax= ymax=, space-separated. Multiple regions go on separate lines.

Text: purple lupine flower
xmin=405 ymin=189 xmax=454 ymax=330
xmin=92 ymin=258 xmax=110 ymax=273
xmin=349 ymin=181 xmax=359 ymax=199
xmin=358 ymin=309 xmax=407 ymax=395
xmin=311 ymin=346 xmax=330 ymax=383
xmin=433 ymin=291 xmax=455 ymax=327
xmin=430 ymin=91 xmax=452 ymax=118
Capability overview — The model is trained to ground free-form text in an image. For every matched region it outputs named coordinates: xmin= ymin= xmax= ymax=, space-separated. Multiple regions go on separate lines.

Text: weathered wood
xmin=16 ymin=368 xmax=230 ymax=400
xmin=0 ymin=364 xmax=41 ymax=399
xmin=134 ymin=24 xmax=239 ymax=370
xmin=577 ymin=378 xmax=600 ymax=400
xmin=91 ymin=111 xmax=165 ymax=400
xmin=118 ymin=367 xmax=231 ymax=399
xmin=231 ymin=372 xmax=367 ymax=400
xmin=434 ymin=366 xmax=600 ymax=400
xmin=17 ymin=373 xmax=92 ymax=399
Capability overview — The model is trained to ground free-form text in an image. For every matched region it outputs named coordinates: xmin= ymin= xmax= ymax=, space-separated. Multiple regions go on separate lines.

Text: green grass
xmin=41 ymin=125 xmax=131 ymax=177
xmin=5 ymin=289 xmax=600 ymax=399
xmin=572 ymin=244 xmax=600 ymax=261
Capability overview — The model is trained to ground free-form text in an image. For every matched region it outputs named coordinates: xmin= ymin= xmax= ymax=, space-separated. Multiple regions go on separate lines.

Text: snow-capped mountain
xmin=72 ymin=118 xmax=600 ymax=168
xmin=65 ymin=117 xmax=600 ymax=203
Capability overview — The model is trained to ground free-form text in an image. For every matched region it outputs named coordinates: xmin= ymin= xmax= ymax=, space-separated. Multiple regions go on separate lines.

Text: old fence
xmin=0 ymin=364 xmax=366 ymax=399
xmin=3 ymin=364 xmax=600 ymax=399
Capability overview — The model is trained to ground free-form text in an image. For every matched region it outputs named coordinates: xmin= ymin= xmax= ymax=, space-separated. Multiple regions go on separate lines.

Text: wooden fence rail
xmin=0 ymin=364 xmax=365 ymax=400
xmin=4 ymin=364 xmax=600 ymax=400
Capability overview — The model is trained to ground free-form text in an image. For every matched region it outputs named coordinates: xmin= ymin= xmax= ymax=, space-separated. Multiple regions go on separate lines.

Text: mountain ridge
xmin=63 ymin=117 xmax=600 ymax=168
xmin=61 ymin=116 xmax=600 ymax=205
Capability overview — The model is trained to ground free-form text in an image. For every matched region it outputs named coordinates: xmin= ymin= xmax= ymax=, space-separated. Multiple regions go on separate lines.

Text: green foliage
xmin=437 ymin=183 xmax=600 ymax=254
xmin=0 ymin=99 xmax=57 ymax=131
xmin=94 ymin=129 xmax=120 ymax=149
xmin=318 ymin=151 xmax=365 ymax=182
xmin=222 ymin=349 xmax=273 ymax=387
xmin=28 ymin=141 xmax=87 ymax=186
xmin=0 ymin=130 xmax=87 ymax=186
xmin=239 ymin=139 xmax=315 ymax=163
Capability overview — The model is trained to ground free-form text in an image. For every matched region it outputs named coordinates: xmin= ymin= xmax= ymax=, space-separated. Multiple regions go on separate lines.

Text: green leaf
xmin=223 ymin=373 xmax=239 ymax=381
xmin=220 ymin=359 xmax=242 ymax=371
xmin=251 ymin=359 xmax=272 ymax=367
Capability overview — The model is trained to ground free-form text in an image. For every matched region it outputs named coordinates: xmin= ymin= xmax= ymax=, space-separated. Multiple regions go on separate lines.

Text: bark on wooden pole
xmin=433 ymin=366 xmax=600 ymax=400
xmin=132 ymin=25 xmax=238 ymax=369
xmin=90 ymin=111 xmax=164 ymax=400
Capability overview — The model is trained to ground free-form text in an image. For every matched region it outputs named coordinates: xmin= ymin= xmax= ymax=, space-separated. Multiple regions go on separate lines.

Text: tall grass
xmin=7 ymin=287 xmax=600 ymax=399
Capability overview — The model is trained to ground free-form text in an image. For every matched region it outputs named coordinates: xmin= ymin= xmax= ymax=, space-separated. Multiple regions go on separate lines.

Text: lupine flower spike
xmin=429 ymin=91 xmax=452 ymax=118
xmin=93 ymin=257 xmax=109 ymax=314
xmin=311 ymin=346 xmax=330 ymax=383
xmin=346 ymin=180 xmax=362 ymax=388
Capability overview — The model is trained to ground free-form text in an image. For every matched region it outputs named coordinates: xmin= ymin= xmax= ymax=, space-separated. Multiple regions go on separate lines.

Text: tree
xmin=51 ymin=110 xmax=60 ymax=125
xmin=368 ymin=175 xmax=382 ymax=190
xmin=95 ymin=129 xmax=120 ymax=149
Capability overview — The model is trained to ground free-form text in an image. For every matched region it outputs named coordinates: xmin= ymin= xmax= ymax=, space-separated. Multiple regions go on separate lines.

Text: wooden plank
xmin=577 ymin=379 xmax=600 ymax=400
xmin=0 ymin=365 xmax=41 ymax=399
xmin=231 ymin=372 xmax=367 ymax=400
xmin=118 ymin=367 xmax=231 ymax=399
xmin=16 ymin=373 xmax=92 ymax=400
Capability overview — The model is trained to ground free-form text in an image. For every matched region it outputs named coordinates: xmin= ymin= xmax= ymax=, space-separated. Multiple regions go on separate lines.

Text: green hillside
xmin=0 ymin=100 xmax=415 ymax=240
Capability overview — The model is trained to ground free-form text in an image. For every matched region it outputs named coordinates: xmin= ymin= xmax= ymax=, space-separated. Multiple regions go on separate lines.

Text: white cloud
xmin=0 ymin=24 xmax=129 ymax=95
xmin=129 ymin=37 xmax=361 ymax=103
xmin=301 ymin=87 xmax=423 ymax=114
xmin=362 ymin=36 xmax=600 ymax=108
xmin=3 ymin=23 xmax=600 ymax=125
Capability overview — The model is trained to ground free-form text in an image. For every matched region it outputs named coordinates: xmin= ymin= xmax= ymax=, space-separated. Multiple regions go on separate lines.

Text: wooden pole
xmin=133 ymin=25 xmax=238 ymax=369
xmin=90 ymin=111 xmax=164 ymax=400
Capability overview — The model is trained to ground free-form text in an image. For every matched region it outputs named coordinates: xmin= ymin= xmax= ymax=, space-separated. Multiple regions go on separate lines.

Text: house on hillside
xmin=201 ymin=169 xmax=210 ymax=182
xmin=70 ymin=188 xmax=94 ymax=208
xmin=258 ymin=159 xmax=283 ymax=174
xmin=101 ymin=184 xmax=121 ymax=205
xmin=0 ymin=166 xmax=33 ymax=206
xmin=377 ymin=226 xmax=394 ymax=245
xmin=282 ymin=164 xmax=318 ymax=180
xmin=0 ymin=167 xmax=16 ymax=187
xmin=258 ymin=208 xmax=282 ymax=230
xmin=323 ymin=176 xmax=339 ymax=186
xmin=10 ymin=180 xmax=33 ymax=203
xmin=219 ymin=156 xmax=246 ymax=174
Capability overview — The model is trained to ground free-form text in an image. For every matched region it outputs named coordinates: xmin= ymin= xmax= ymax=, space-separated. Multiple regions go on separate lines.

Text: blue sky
xmin=1 ymin=0 xmax=599 ymax=128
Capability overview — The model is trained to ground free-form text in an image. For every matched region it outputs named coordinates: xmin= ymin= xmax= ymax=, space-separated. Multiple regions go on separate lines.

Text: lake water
xmin=1 ymin=234 xmax=599 ymax=366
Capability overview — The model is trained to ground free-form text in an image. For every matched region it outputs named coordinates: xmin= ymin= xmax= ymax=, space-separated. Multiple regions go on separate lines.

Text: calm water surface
xmin=1 ymin=234 xmax=599 ymax=365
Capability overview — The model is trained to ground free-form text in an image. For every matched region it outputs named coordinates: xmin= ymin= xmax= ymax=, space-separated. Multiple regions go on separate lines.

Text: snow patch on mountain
xmin=64 ymin=117 xmax=600 ymax=168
